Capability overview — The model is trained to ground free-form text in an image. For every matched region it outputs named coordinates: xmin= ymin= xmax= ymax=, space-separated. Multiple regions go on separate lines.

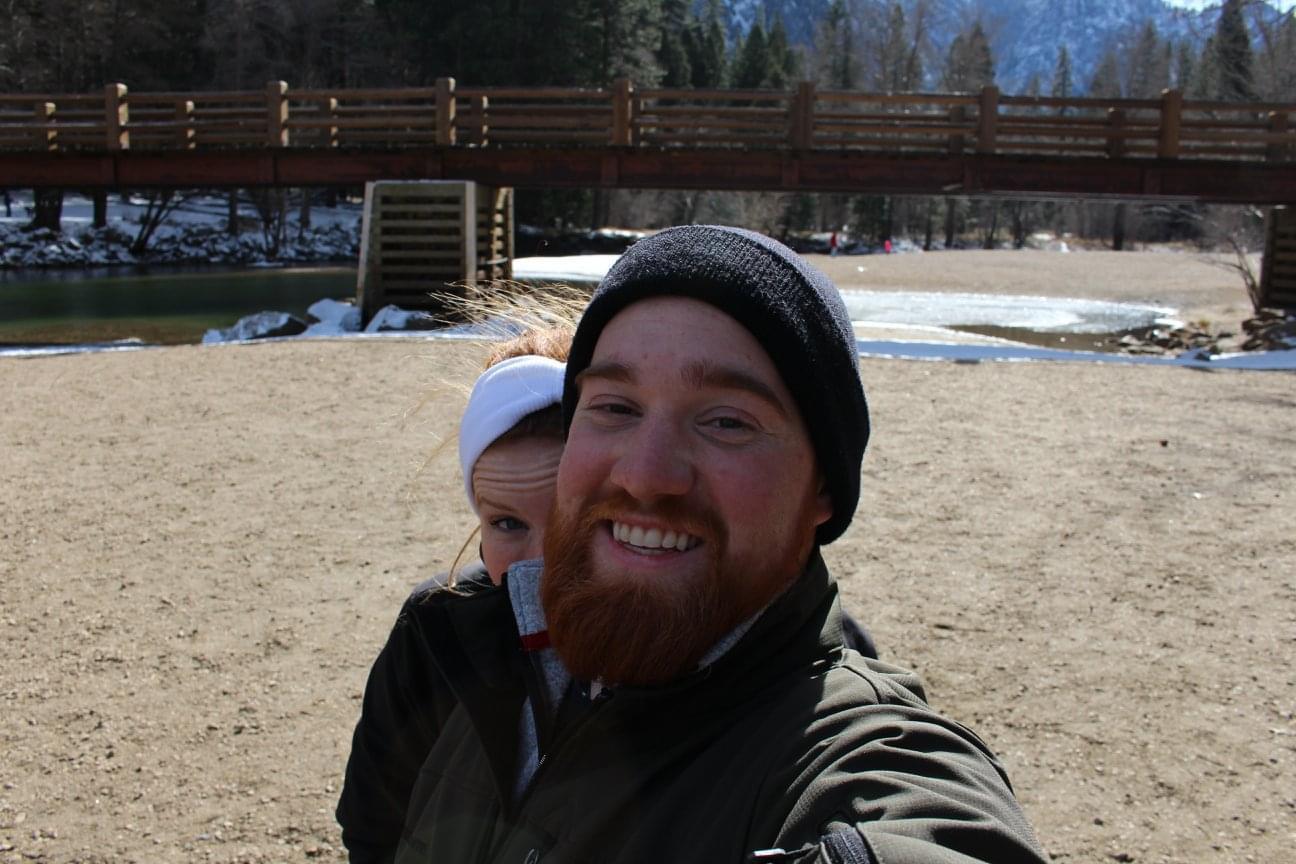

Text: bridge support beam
xmin=1258 ymin=206 xmax=1296 ymax=311
xmin=3 ymin=148 xmax=1296 ymax=206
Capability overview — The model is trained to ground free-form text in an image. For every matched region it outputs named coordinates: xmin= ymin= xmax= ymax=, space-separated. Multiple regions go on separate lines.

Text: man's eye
xmin=585 ymin=399 xmax=637 ymax=418
xmin=490 ymin=517 xmax=527 ymax=532
xmin=706 ymin=416 xmax=751 ymax=431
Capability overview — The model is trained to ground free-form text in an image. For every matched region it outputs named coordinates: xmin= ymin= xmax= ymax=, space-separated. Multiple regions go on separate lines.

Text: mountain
xmin=709 ymin=0 xmax=1268 ymax=93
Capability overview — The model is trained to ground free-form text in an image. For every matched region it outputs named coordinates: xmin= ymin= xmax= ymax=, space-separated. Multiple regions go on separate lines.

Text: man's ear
xmin=812 ymin=474 xmax=833 ymax=528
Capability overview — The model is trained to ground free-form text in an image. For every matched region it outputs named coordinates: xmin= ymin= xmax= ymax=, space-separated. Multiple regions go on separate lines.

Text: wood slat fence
xmin=1 ymin=79 xmax=1293 ymax=164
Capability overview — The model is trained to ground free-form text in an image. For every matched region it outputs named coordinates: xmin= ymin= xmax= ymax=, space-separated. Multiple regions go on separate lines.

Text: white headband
xmin=458 ymin=355 xmax=566 ymax=514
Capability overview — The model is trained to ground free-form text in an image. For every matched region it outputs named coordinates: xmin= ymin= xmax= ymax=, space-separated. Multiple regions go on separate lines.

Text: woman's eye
xmin=490 ymin=516 xmax=527 ymax=533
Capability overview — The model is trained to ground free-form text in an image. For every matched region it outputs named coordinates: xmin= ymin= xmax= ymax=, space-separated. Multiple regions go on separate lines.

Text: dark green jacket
xmin=341 ymin=555 xmax=1048 ymax=863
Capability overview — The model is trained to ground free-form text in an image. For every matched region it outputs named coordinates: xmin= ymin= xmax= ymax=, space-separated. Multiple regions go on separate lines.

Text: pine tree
xmin=1127 ymin=21 xmax=1168 ymax=99
xmin=766 ymin=17 xmax=798 ymax=89
xmin=814 ymin=0 xmax=854 ymax=89
xmin=1173 ymin=40 xmax=1195 ymax=91
xmin=942 ymin=21 xmax=994 ymax=92
xmin=1214 ymin=0 xmax=1255 ymax=101
xmin=876 ymin=2 xmax=922 ymax=91
xmin=1088 ymin=48 xmax=1122 ymax=98
xmin=1255 ymin=9 xmax=1296 ymax=101
xmin=1051 ymin=45 xmax=1072 ymax=100
xmin=684 ymin=0 xmax=726 ymax=88
xmin=732 ymin=21 xmax=771 ymax=89
xmin=1190 ymin=35 xmax=1219 ymax=99
xmin=657 ymin=0 xmax=691 ymax=88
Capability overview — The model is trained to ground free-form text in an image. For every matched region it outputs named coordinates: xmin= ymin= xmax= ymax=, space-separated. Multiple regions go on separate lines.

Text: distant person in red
xmin=884 ymin=238 xmax=893 ymax=254
xmin=829 ymin=230 xmax=839 ymax=256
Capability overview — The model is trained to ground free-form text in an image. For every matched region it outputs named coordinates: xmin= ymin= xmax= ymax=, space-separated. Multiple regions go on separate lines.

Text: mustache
xmin=570 ymin=490 xmax=727 ymax=549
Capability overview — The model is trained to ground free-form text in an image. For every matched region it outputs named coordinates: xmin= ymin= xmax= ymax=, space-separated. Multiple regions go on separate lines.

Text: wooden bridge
xmin=2 ymin=80 xmax=1295 ymax=203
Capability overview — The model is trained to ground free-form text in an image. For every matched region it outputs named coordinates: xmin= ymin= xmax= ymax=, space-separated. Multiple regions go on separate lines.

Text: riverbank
xmin=1 ymin=338 xmax=1292 ymax=864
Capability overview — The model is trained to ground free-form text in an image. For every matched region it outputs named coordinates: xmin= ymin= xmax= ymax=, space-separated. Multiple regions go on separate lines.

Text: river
xmin=0 ymin=265 xmax=356 ymax=346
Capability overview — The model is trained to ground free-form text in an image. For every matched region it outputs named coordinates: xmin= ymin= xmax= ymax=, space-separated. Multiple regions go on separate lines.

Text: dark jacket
xmin=339 ymin=555 xmax=1047 ymax=863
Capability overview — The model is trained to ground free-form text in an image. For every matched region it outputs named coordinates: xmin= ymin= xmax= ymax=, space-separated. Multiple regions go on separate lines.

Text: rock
xmin=202 ymin=312 xmax=308 ymax=344
xmin=364 ymin=305 xmax=440 ymax=333
xmin=302 ymin=299 xmax=361 ymax=336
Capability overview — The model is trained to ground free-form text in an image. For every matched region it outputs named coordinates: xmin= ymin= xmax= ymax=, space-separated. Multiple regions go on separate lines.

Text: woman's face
xmin=472 ymin=435 xmax=565 ymax=584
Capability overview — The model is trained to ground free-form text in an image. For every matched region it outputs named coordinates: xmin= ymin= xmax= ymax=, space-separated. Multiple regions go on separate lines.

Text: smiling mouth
xmin=611 ymin=521 xmax=701 ymax=553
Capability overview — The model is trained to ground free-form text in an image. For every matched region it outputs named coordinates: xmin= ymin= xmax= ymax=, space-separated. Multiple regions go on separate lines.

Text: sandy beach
xmin=2 ymin=249 xmax=1293 ymax=863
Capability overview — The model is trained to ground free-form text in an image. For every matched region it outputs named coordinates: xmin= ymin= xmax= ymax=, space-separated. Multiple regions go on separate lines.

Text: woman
xmin=455 ymin=326 xmax=569 ymax=584
xmin=337 ymin=327 xmax=571 ymax=863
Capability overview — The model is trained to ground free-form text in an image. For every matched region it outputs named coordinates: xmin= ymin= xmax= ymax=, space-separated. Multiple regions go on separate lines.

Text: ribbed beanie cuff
xmin=563 ymin=225 xmax=869 ymax=545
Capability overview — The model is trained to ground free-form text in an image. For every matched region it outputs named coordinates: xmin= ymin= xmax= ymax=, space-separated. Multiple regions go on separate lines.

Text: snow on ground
xmin=0 ymin=192 xmax=361 ymax=268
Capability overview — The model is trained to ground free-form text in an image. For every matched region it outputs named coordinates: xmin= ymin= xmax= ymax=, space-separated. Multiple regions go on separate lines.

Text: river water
xmin=0 ymin=263 xmax=1179 ymax=350
xmin=0 ymin=265 xmax=356 ymax=346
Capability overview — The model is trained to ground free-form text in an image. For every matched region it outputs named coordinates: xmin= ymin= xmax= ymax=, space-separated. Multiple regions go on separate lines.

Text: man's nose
xmin=609 ymin=419 xmax=693 ymax=502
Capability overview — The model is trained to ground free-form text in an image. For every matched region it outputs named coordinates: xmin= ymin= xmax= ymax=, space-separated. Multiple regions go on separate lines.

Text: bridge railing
xmin=0 ymin=79 xmax=1292 ymax=163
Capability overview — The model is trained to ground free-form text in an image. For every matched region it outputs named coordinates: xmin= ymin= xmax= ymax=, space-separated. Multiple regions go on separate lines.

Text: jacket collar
xmin=408 ymin=549 xmax=845 ymax=801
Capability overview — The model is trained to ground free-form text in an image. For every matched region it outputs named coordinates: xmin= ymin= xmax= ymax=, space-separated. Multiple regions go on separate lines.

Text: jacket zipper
xmin=480 ymin=691 xmax=612 ymax=863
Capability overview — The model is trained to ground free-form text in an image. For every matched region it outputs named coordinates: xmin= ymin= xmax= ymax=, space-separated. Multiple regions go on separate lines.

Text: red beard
xmin=541 ymin=491 xmax=812 ymax=687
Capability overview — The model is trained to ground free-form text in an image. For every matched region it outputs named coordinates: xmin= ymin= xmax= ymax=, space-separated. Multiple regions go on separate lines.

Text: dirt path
xmin=2 ymin=257 xmax=1292 ymax=863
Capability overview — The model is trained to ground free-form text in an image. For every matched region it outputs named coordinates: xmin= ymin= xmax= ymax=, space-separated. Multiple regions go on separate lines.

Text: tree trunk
xmin=227 ymin=191 xmax=240 ymax=236
xmin=298 ymin=188 xmax=312 ymax=240
xmin=92 ymin=191 xmax=108 ymax=229
xmin=27 ymin=189 xmax=64 ymax=233
xmin=981 ymin=202 xmax=999 ymax=249
xmin=943 ymin=197 xmax=957 ymax=248
xmin=923 ymin=199 xmax=934 ymax=251
xmin=1112 ymin=203 xmax=1127 ymax=251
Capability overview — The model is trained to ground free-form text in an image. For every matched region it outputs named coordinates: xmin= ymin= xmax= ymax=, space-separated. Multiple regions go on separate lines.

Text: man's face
xmin=541 ymin=296 xmax=832 ymax=686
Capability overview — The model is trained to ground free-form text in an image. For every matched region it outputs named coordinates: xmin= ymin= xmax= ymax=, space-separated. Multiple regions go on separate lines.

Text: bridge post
xmin=1267 ymin=111 xmax=1289 ymax=162
xmin=32 ymin=102 xmax=56 ymax=151
xmin=320 ymin=97 xmax=339 ymax=147
xmin=1106 ymin=108 xmax=1126 ymax=159
xmin=175 ymin=99 xmax=195 ymax=149
xmin=436 ymin=77 xmax=457 ymax=146
xmin=612 ymin=78 xmax=634 ymax=146
xmin=266 ymin=81 xmax=289 ymax=147
xmin=1158 ymin=89 xmax=1182 ymax=159
xmin=791 ymin=81 xmax=815 ymax=150
xmin=976 ymin=85 xmax=999 ymax=154
xmin=105 ymin=83 xmax=129 ymax=151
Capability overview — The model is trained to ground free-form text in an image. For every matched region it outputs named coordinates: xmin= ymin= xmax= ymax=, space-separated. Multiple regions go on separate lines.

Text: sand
xmin=2 ymin=250 xmax=1293 ymax=863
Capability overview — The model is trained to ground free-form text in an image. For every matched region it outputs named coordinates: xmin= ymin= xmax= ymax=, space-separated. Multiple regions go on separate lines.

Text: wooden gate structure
xmin=357 ymin=180 xmax=513 ymax=322
xmin=1259 ymin=206 xmax=1296 ymax=311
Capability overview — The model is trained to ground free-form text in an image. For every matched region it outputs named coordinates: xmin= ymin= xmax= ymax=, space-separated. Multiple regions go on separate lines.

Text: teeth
xmin=612 ymin=521 xmax=698 ymax=551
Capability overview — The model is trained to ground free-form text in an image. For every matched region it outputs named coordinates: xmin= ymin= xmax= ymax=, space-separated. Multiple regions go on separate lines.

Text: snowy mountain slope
xmin=712 ymin=0 xmax=1273 ymax=93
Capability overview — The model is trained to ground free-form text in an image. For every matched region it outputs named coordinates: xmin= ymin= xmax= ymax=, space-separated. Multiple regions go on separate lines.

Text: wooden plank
xmin=640 ymin=105 xmax=789 ymax=119
xmin=457 ymin=86 xmax=609 ymax=99
xmin=815 ymin=91 xmax=977 ymax=107
xmin=638 ymin=87 xmax=789 ymax=102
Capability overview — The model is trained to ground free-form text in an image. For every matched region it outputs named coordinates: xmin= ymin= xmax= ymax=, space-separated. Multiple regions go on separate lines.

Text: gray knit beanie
xmin=562 ymin=225 xmax=869 ymax=545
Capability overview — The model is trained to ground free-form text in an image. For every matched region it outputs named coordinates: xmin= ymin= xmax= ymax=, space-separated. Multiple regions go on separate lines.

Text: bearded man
xmin=338 ymin=226 xmax=1048 ymax=864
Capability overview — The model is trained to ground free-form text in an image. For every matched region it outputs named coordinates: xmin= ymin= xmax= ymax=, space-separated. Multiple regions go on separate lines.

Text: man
xmin=339 ymin=226 xmax=1047 ymax=863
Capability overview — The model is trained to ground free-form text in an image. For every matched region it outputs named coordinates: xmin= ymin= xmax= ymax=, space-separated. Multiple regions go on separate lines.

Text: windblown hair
xmin=424 ymin=282 xmax=586 ymax=587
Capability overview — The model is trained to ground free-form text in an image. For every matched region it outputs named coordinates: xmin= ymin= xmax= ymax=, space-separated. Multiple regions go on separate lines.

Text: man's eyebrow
xmin=682 ymin=361 xmax=789 ymax=418
xmin=575 ymin=360 xmax=636 ymax=388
